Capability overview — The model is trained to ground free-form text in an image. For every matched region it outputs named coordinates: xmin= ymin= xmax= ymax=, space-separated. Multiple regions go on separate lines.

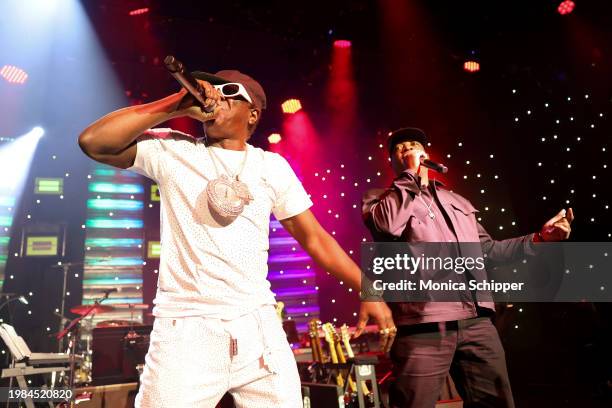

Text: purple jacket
xmin=362 ymin=169 xmax=537 ymax=325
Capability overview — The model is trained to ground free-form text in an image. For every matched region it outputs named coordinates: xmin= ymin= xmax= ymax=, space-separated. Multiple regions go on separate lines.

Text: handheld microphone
xmin=420 ymin=157 xmax=448 ymax=174
xmin=164 ymin=55 xmax=214 ymax=113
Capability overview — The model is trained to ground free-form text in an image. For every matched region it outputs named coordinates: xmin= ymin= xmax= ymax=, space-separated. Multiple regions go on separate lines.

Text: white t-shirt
xmin=128 ymin=128 xmax=313 ymax=320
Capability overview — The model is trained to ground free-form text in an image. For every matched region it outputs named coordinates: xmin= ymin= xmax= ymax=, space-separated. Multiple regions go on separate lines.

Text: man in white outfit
xmin=78 ymin=69 xmax=396 ymax=407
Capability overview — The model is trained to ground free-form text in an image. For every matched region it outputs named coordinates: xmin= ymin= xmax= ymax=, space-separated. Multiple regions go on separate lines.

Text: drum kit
xmin=55 ymin=299 xmax=150 ymax=387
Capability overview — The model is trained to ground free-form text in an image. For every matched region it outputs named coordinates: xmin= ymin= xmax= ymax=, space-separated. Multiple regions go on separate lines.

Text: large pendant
xmin=206 ymin=175 xmax=252 ymax=218
xmin=233 ymin=177 xmax=254 ymax=204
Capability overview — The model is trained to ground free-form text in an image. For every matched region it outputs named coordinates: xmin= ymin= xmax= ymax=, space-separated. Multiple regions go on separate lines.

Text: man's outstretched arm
xmin=280 ymin=209 xmax=396 ymax=349
xmin=479 ymin=208 xmax=575 ymax=266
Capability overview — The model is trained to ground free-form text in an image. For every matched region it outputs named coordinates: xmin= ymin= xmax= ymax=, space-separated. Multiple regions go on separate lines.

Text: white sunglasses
xmin=213 ymin=82 xmax=253 ymax=104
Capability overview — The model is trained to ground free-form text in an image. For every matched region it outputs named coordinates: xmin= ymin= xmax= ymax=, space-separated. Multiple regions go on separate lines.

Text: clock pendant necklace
xmin=206 ymin=145 xmax=253 ymax=218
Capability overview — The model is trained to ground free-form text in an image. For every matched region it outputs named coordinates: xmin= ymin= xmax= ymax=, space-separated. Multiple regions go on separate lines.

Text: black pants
xmin=389 ymin=317 xmax=515 ymax=408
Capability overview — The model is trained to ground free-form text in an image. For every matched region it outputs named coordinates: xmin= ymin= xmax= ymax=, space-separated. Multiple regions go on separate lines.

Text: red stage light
xmin=557 ymin=0 xmax=575 ymax=15
xmin=281 ymin=99 xmax=302 ymax=114
xmin=334 ymin=40 xmax=352 ymax=49
xmin=463 ymin=61 xmax=480 ymax=73
xmin=129 ymin=7 xmax=150 ymax=16
xmin=268 ymin=133 xmax=282 ymax=144
xmin=0 ymin=65 xmax=28 ymax=84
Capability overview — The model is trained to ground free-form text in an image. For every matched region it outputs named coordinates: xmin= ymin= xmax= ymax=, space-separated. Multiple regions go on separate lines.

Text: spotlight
xmin=463 ymin=61 xmax=480 ymax=73
xmin=0 ymin=65 xmax=28 ymax=84
xmin=0 ymin=127 xmax=45 ymax=191
xmin=333 ymin=40 xmax=352 ymax=49
xmin=129 ymin=7 xmax=150 ymax=16
xmin=281 ymin=99 xmax=302 ymax=114
xmin=30 ymin=127 xmax=45 ymax=140
xmin=268 ymin=133 xmax=282 ymax=144
xmin=557 ymin=0 xmax=575 ymax=15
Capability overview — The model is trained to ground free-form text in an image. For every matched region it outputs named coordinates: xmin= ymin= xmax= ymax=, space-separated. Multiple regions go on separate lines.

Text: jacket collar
xmin=400 ymin=169 xmax=445 ymax=195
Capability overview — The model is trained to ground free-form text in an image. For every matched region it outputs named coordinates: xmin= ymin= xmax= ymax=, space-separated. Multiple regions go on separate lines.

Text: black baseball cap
xmin=192 ymin=70 xmax=267 ymax=110
xmin=387 ymin=127 xmax=428 ymax=156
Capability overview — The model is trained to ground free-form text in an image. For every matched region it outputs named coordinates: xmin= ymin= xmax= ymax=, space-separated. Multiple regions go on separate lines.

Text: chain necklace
xmin=208 ymin=145 xmax=248 ymax=180
xmin=418 ymin=193 xmax=436 ymax=220
xmin=205 ymin=145 xmax=253 ymax=218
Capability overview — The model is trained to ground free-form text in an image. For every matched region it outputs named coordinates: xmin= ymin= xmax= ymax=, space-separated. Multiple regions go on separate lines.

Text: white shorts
xmin=135 ymin=305 xmax=302 ymax=407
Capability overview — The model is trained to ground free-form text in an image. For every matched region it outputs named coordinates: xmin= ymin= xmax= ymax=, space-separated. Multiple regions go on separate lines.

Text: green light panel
xmin=85 ymin=218 xmax=143 ymax=229
xmin=35 ymin=177 xmax=63 ymax=194
xmin=85 ymin=238 xmax=143 ymax=248
xmin=0 ymin=216 xmax=12 ymax=227
xmin=93 ymin=168 xmax=140 ymax=178
xmin=83 ymin=278 xmax=143 ymax=286
xmin=0 ymin=192 xmax=15 ymax=289
xmin=83 ymin=164 xmax=146 ymax=323
xmin=86 ymin=257 xmax=143 ymax=266
xmin=89 ymin=183 xmax=144 ymax=194
xmin=147 ymin=241 xmax=161 ymax=258
xmin=0 ymin=196 xmax=16 ymax=207
xmin=150 ymin=185 xmax=160 ymax=202
xmin=87 ymin=199 xmax=143 ymax=211
xmin=25 ymin=236 xmax=58 ymax=256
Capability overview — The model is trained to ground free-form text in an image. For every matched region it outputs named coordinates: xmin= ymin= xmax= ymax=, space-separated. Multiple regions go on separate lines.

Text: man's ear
xmin=248 ymin=108 xmax=260 ymax=126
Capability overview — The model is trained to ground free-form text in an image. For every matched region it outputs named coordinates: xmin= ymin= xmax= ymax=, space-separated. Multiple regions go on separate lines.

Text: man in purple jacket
xmin=361 ymin=127 xmax=574 ymax=408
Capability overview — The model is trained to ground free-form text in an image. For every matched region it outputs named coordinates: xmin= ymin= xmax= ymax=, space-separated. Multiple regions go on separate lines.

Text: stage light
xmin=333 ymin=40 xmax=352 ymax=48
xmin=0 ymin=127 xmax=44 ymax=190
xmin=0 ymin=65 xmax=28 ymax=84
xmin=281 ymin=99 xmax=302 ymax=114
xmin=268 ymin=133 xmax=282 ymax=144
xmin=557 ymin=0 xmax=575 ymax=15
xmin=328 ymin=34 xmax=357 ymax=154
xmin=464 ymin=61 xmax=480 ymax=73
xmin=0 ymin=127 xmax=45 ymax=280
xmin=128 ymin=7 xmax=150 ymax=16
xmin=30 ymin=127 xmax=45 ymax=139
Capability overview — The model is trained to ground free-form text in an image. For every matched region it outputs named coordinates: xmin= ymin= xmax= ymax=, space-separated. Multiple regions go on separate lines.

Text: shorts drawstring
xmin=256 ymin=307 xmax=277 ymax=374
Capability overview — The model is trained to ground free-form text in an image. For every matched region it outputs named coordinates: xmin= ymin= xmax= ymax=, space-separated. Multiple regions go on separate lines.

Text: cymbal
xmin=107 ymin=303 xmax=149 ymax=310
xmin=70 ymin=304 xmax=114 ymax=315
xmin=96 ymin=320 xmax=137 ymax=328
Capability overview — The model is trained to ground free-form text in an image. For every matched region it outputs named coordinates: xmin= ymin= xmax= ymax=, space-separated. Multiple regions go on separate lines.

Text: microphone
xmin=0 ymin=294 xmax=29 ymax=313
xmin=420 ymin=157 xmax=448 ymax=174
xmin=164 ymin=55 xmax=214 ymax=113
xmin=0 ymin=293 xmax=28 ymax=303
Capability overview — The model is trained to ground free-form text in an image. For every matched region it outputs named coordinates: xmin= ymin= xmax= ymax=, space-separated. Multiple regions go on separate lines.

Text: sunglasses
xmin=213 ymin=83 xmax=253 ymax=104
xmin=395 ymin=140 xmax=424 ymax=150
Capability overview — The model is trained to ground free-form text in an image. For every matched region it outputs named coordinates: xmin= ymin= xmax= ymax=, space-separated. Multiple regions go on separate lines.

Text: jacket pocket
xmin=445 ymin=200 xmax=480 ymax=241
xmin=449 ymin=200 xmax=479 ymax=215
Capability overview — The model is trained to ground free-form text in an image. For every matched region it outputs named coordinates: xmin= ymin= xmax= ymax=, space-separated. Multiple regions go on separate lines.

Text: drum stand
xmin=55 ymin=293 xmax=111 ymax=407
